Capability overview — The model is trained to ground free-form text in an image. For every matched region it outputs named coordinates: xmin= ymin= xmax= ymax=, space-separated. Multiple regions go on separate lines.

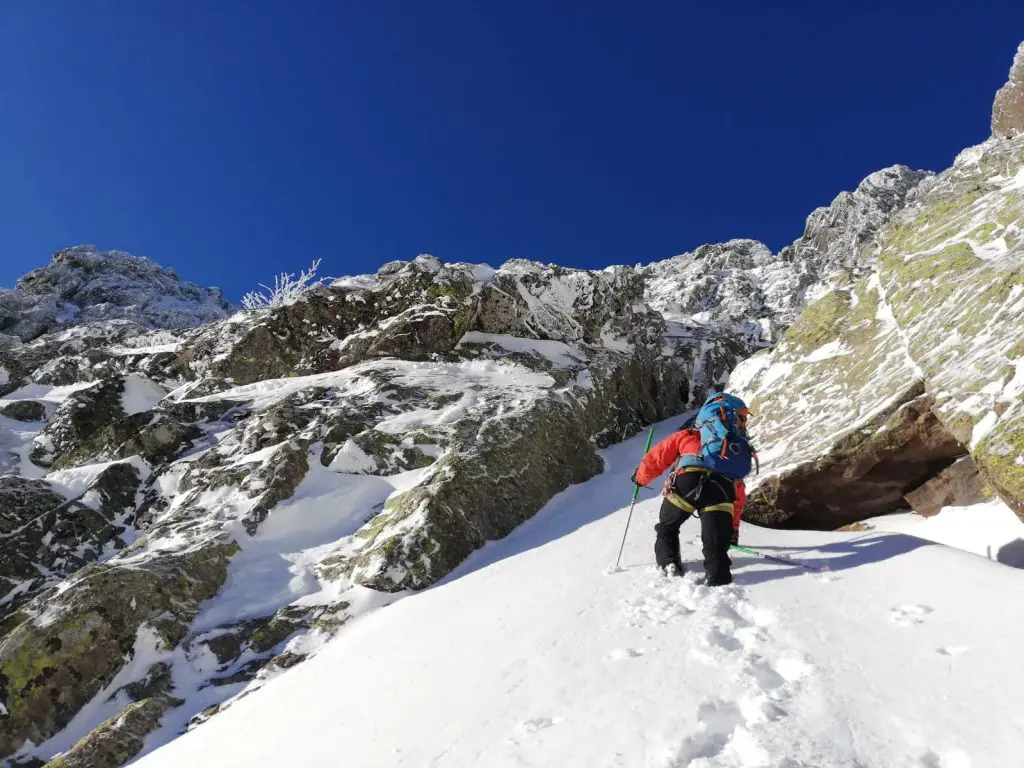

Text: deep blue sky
xmin=2 ymin=2 xmax=1022 ymax=300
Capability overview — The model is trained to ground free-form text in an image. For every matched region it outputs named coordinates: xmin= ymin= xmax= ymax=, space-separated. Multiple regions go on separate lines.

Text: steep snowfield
xmin=134 ymin=420 xmax=1024 ymax=768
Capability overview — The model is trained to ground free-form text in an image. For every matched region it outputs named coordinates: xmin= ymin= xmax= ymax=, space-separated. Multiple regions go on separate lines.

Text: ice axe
xmin=730 ymin=544 xmax=829 ymax=572
xmin=613 ymin=427 xmax=655 ymax=571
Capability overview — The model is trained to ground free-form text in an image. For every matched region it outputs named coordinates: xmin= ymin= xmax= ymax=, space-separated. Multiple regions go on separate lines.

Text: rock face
xmin=779 ymin=165 xmax=932 ymax=280
xmin=0 ymin=544 xmax=236 ymax=758
xmin=43 ymin=694 xmax=181 ymax=768
xmin=0 ymin=464 xmax=144 ymax=619
xmin=993 ymin=42 xmax=1024 ymax=139
xmin=645 ymin=239 xmax=801 ymax=348
xmin=904 ymin=457 xmax=989 ymax=517
xmin=732 ymin=134 xmax=1024 ymax=527
xmin=644 ymin=165 xmax=929 ymax=354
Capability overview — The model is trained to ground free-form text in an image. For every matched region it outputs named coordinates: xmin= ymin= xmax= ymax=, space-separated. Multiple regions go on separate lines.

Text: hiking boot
xmin=661 ymin=563 xmax=686 ymax=578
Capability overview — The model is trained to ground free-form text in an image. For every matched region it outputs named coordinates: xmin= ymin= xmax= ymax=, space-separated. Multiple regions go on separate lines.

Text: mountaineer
xmin=632 ymin=392 xmax=756 ymax=586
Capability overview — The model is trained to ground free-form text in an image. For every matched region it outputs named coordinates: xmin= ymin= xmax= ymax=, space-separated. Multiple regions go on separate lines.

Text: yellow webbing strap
xmin=664 ymin=493 xmax=734 ymax=515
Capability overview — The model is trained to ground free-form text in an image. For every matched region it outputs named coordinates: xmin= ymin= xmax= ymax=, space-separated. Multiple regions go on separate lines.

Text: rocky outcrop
xmin=743 ymin=394 xmax=965 ymax=528
xmin=645 ymin=240 xmax=795 ymax=347
xmin=732 ymin=134 xmax=1024 ymax=526
xmin=9 ymin=246 xmax=234 ymax=341
xmin=1 ymin=400 xmax=44 ymax=422
xmin=177 ymin=254 xmax=476 ymax=384
xmin=43 ymin=694 xmax=181 ymax=768
xmin=993 ymin=42 xmax=1024 ymax=139
xmin=904 ymin=456 xmax=989 ymax=517
xmin=0 ymin=464 xmax=144 ymax=620
xmin=779 ymin=165 xmax=931 ymax=280
xmin=879 ymin=137 xmax=1024 ymax=517
xmin=0 ymin=544 xmax=236 ymax=758
xmin=28 ymin=376 xmax=169 ymax=470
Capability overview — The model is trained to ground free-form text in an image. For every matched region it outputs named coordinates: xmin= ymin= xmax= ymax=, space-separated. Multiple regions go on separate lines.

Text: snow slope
xmin=133 ymin=419 xmax=1024 ymax=768
xmin=864 ymin=499 xmax=1024 ymax=568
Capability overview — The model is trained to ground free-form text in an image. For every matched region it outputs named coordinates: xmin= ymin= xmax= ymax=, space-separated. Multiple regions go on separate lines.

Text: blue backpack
xmin=677 ymin=392 xmax=757 ymax=480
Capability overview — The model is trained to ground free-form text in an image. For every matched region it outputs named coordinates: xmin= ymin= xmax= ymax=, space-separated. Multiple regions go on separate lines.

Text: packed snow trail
xmin=133 ymin=420 xmax=1024 ymax=768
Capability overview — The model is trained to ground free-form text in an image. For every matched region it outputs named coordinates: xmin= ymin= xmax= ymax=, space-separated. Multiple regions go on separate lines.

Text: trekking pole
xmin=730 ymin=544 xmax=829 ymax=572
xmin=614 ymin=427 xmax=656 ymax=571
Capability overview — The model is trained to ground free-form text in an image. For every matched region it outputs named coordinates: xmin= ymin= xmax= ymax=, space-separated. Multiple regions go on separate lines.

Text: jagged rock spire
xmin=992 ymin=41 xmax=1024 ymax=138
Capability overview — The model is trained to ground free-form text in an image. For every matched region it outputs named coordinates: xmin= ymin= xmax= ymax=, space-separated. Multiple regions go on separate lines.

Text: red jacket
xmin=636 ymin=430 xmax=745 ymax=532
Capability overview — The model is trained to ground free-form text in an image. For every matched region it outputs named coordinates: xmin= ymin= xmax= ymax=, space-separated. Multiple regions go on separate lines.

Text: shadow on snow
xmin=732 ymin=532 xmax=934 ymax=586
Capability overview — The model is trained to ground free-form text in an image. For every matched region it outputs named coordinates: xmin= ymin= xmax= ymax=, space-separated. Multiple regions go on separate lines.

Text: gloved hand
xmin=630 ymin=469 xmax=639 ymax=486
xmin=730 ymin=530 xmax=739 ymax=546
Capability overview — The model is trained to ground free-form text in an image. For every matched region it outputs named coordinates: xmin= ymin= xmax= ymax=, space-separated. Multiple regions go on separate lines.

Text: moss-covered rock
xmin=732 ymin=134 xmax=1024 ymax=526
xmin=782 ymin=289 xmax=851 ymax=353
xmin=877 ymin=136 xmax=1024 ymax=517
xmin=178 ymin=258 xmax=478 ymax=384
xmin=340 ymin=394 xmax=605 ymax=591
xmin=0 ymin=542 xmax=236 ymax=758
xmin=329 ymin=345 xmax=686 ymax=592
xmin=0 ymin=400 xmax=45 ymax=422
xmin=42 ymin=695 xmax=180 ymax=768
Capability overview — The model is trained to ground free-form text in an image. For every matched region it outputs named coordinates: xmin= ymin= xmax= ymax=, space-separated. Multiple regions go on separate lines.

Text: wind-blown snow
xmin=0 ymin=415 xmax=44 ymax=476
xmin=458 ymin=332 xmax=587 ymax=369
xmin=801 ymin=339 xmax=849 ymax=363
xmin=970 ymin=411 xmax=1000 ymax=449
xmin=0 ymin=381 xmax=94 ymax=406
xmin=121 ymin=374 xmax=167 ymax=415
xmin=134 ymin=420 xmax=1024 ymax=768
xmin=179 ymin=359 xmax=554 ymax=414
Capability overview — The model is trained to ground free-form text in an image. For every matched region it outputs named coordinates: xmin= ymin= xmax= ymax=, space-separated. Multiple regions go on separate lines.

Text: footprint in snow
xmin=775 ymin=656 xmax=815 ymax=683
xmin=738 ymin=691 xmax=788 ymax=726
xmin=703 ymin=625 xmax=743 ymax=653
xmin=608 ymin=647 xmax=647 ymax=661
xmin=920 ymin=748 xmax=972 ymax=768
xmin=518 ymin=716 xmax=561 ymax=733
xmin=672 ymin=698 xmax=772 ymax=768
xmin=890 ymin=604 xmax=933 ymax=626
xmin=744 ymin=657 xmax=787 ymax=693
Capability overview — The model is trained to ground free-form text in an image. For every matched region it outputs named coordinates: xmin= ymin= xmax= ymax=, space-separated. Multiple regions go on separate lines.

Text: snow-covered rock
xmin=993 ymin=41 xmax=1024 ymax=138
xmin=778 ymin=164 xmax=931 ymax=282
xmin=642 ymin=160 xmax=929 ymax=355
xmin=0 ymin=254 xmax=698 ymax=764
xmin=1 ymin=246 xmax=234 ymax=342
xmin=645 ymin=239 xmax=792 ymax=346
xmin=732 ymin=133 xmax=1024 ymax=527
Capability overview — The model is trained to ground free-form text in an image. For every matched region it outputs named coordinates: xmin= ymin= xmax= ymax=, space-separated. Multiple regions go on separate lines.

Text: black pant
xmin=654 ymin=471 xmax=735 ymax=585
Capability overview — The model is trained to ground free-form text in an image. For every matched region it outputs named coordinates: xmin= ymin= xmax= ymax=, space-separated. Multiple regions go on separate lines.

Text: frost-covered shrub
xmin=241 ymin=259 xmax=324 ymax=310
